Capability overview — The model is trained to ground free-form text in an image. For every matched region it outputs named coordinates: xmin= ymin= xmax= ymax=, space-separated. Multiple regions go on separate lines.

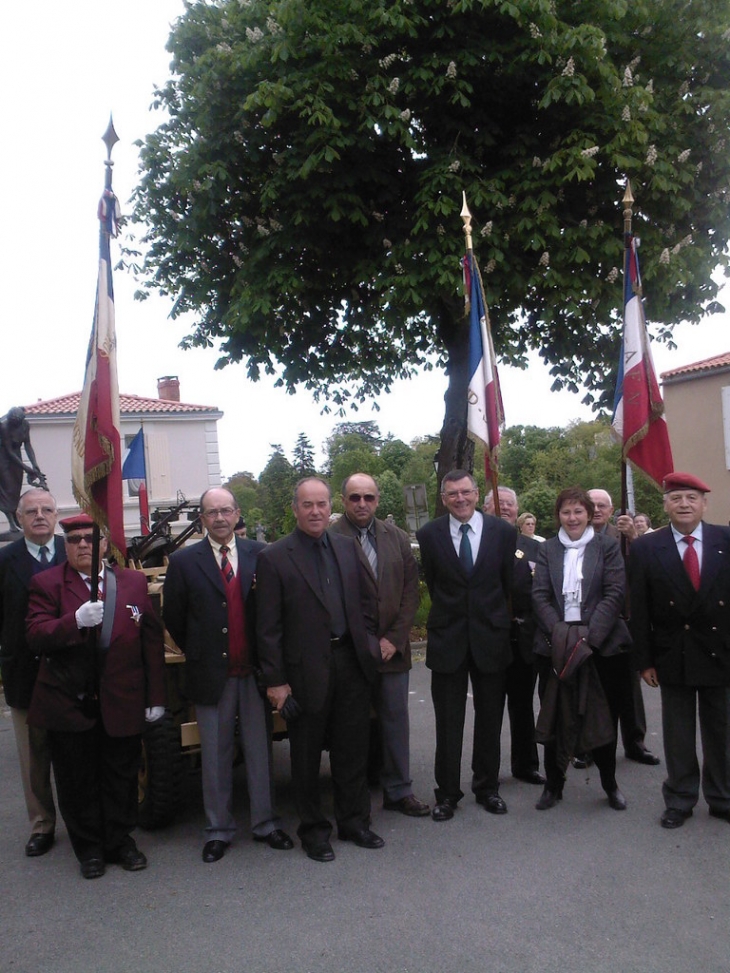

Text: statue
xmin=0 ymin=407 xmax=48 ymax=532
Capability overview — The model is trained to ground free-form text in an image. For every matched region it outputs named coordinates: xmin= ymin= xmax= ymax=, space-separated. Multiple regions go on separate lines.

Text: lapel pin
xmin=126 ymin=604 xmax=143 ymax=626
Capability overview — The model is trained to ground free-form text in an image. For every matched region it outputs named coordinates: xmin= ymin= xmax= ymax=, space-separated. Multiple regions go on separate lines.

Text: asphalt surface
xmin=1 ymin=659 xmax=729 ymax=973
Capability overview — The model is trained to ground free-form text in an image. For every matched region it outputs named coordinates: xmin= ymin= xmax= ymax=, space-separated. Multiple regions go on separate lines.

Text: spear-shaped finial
xmin=461 ymin=191 xmax=473 ymax=253
xmin=622 ymin=179 xmax=634 ymax=237
xmin=102 ymin=115 xmax=119 ymax=190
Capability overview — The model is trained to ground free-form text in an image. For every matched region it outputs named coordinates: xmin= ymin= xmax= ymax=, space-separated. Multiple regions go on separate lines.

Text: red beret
xmin=59 ymin=513 xmax=95 ymax=533
xmin=662 ymin=472 xmax=711 ymax=494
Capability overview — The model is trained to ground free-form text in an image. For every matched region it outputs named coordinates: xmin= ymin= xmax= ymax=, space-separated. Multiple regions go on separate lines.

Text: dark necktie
xmin=682 ymin=535 xmax=700 ymax=591
xmin=38 ymin=545 xmax=50 ymax=567
xmin=459 ymin=523 xmax=473 ymax=572
xmin=219 ymin=545 xmax=235 ymax=583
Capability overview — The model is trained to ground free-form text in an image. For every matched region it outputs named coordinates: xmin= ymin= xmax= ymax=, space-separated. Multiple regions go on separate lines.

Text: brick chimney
xmin=157 ymin=376 xmax=180 ymax=402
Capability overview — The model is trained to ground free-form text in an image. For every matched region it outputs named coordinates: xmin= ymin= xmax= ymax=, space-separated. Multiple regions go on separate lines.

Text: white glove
xmin=76 ymin=600 xmax=104 ymax=628
xmin=145 ymin=706 xmax=165 ymax=723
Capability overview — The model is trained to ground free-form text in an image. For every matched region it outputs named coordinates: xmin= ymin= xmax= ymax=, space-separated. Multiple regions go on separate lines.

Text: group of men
xmin=2 ymin=466 xmax=729 ymax=879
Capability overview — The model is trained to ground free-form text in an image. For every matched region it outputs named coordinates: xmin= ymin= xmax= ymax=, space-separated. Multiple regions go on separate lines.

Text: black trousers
xmin=48 ymin=724 xmax=140 ymax=862
xmin=503 ymin=651 xmax=540 ymax=776
xmin=431 ymin=654 xmax=506 ymax=804
xmin=288 ymin=643 xmax=371 ymax=846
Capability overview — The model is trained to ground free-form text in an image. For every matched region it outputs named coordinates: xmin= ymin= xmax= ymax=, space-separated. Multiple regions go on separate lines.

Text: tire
xmin=138 ymin=711 xmax=185 ymax=829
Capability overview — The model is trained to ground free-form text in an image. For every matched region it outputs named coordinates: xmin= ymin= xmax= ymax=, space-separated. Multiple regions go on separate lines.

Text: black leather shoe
xmin=304 ymin=839 xmax=335 ymax=863
xmin=607 ymin=788 xmax=628 ymax=811
xmin=118 ymin=845 xmax=148 ymax=871
xmin=254 ymin=828 xmax=294 ymax=850
xmin=337 ymin=827 xmax=385 ymax=849
xmin=25 ymin=832 xmax=54 ymax=857
xmin=660 ymin=808 xmax=692 ymax=829
xmin=625 ymin=747 xmax=661 ymax=766
xmin=477 ymin=793 xmax=508 ymax=815
xmin=431 ymin=798 xmax=458 ymax=822
xmin=383 ymin=795 xmax=431 ymax=817
xmin=708 ymin=807 xmax=730 ymax=822
xmin=513 ymin=771 xmax=546 ymax=786
xmin=535 ymin=787 xmax=562 ymax=810
xmin=202 ymin=840 xmax=229 ymax=863
xmin=80 ymin=857 xmax=105 ymax=880
xmin=572 ymin=753 xmax=594 ymax=769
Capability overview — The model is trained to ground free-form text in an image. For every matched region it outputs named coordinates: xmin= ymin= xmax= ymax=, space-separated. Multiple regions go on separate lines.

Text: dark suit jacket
xmin=0 ymin=535 xmax=66 ymax=709
xmin=26 ymin=563 xmax=165 ymax=737
xmin=532 ymin=532 xmax=630 ymax=658
xmin=329 ymin=516 xmax=419 ymax=673
xmin=416 ymin=512 xmax=516 ymax=675
xmin=255 ymin=529 xmax=380 ymax=715
xmin=163 ymin=536 xmax=265 ymax=706
xmin=512 ymin=533 xmax=541 ymax=664
xmin=629 ymin=522 xmax=730 ymax=686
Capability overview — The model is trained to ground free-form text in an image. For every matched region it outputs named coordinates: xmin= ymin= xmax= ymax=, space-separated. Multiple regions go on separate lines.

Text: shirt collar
xmin=449 ymin=511 xmax=481 ymax=533
xmin=25 ymin=537 xmax=57 ymax=560
xmin=671 ymin=522 xmax=703 ymax=544
xmin=208 ymin=534 xmax=235 ymax=554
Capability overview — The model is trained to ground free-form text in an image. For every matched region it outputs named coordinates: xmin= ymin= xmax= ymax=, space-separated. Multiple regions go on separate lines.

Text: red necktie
xmin=682 ymin=535 xmax=700 ymax=591
xmin=219 ymin=545 xmax=234 ymax=584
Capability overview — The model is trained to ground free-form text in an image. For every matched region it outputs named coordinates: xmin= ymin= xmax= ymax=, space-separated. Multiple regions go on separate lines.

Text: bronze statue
xmin=0 ymin=407 xmax=48 ymax=532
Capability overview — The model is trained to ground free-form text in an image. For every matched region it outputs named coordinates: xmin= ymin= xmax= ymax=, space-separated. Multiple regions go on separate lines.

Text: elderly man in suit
xmin=163 ymin=487 xmax=292 ymax=863
xmin=330 ymin=473 xmax=429 ymax=816
xmin=26 ymin=513 xmax=166 ymax=879
xmin=256 ymin=477 xmax=384 ymax=862
xmin=630 ymin=472 xmax=730 ymax=829
xmin=417 ymin=469 xmax=515 ymax=821
xmin=0 ymin=489 xmax=63 ymax=857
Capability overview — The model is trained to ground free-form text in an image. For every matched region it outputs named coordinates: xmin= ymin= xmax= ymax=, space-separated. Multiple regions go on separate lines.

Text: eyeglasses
xmin=347 ymin=494 xmax=377 ymax=503
xmin=66 ymin=533 xmax=94 ymax=546
xmin=201 ymin=507 xmax=237 ymax=518
xmin=21 ymin=507 xmax=56 ymax=517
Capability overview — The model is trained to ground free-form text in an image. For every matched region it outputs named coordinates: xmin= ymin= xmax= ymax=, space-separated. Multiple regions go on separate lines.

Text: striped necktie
xmin=219 ymin=545 xmax=235 ymax=583
xmin=359 ymin=528 xmax=378 ymax=575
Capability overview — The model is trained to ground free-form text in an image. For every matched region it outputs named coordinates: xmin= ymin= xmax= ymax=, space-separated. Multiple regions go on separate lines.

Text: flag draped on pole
xmin=122 ymin=428 xmax=150 ymax=535
xmin=71 ymin=182 xmax=127 ymax=562
xmin=611 ymin=235 xmax=674 ymax=489
xmin=464 ymin=252 xmax=504 ymax=478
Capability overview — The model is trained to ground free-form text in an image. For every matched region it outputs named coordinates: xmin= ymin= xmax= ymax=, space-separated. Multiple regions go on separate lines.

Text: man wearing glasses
xmin=330 ymin=473 xmax=429 ymax=817
xmin=163 ymin=488 xmax=292 ymax=863
xmin=0 ymin=489 xmax=63 ymax=858
xmin=416 ymin=470 xmax=515 ymax=821
xmin=26 ymin=513 xmax=165 ymax=879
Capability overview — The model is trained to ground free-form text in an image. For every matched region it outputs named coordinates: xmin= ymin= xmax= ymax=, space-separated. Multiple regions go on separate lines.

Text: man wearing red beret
xmin=629 ymin=473 xmax=730 ymax=829
xmin=26 ymin=514 xmax=166 ymax=877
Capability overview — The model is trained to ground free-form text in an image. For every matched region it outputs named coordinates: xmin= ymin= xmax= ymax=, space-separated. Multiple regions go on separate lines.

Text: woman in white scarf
xmin=532 ymin=487 xmax=632 ymax=811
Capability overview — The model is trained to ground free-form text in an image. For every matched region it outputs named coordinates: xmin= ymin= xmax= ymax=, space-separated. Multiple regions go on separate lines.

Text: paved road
xmin=1 ymin=660 xmax=728 ymax=973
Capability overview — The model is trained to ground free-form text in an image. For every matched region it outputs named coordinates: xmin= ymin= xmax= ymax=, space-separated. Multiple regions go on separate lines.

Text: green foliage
xmin=133 ymin=0 xmax=730 ymax=415
xmin=258 ymin=444 xmax=297 ymax=538
xmin=292 ymin=432 xmax=317 ymax=476
xmin=376 ymin=469 xmax=407 ymax=528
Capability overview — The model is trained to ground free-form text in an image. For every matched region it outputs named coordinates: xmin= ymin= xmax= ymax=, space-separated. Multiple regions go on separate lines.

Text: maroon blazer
xmin=26 ymin=563 xmax=166 ymax=737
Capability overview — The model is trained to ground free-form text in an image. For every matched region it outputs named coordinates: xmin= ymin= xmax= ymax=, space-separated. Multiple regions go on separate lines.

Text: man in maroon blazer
xmin=26 ymin=514 xmax=165 ymax=879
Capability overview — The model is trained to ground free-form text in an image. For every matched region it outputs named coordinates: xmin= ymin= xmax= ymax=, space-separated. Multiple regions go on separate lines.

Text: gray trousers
xmin=196 ymin=675 xmax=281 ymax=842
xmin=660 ymin=683 xmax=730 ymax=812
xmin=374 ymin=671 xmax=413 ymax=802
xmin=10 ymin=707 xmax=56 ymax=835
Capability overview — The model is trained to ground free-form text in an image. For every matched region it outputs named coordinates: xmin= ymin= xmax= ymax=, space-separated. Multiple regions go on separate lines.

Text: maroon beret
xmin=662 ymin=472 xmax=711 ymax=494
xmin=59 ymin=512 xmax=96 ymax=533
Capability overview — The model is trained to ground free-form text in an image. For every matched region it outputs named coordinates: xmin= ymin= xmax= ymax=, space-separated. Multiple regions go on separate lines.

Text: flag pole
xmin=461 ymin=193 xmax=501 ymax=517
xmin=618 ymin=181 xmax=635 ymax=553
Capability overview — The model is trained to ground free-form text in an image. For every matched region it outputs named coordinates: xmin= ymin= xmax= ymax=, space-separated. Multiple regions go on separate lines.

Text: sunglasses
xmin=347 ymin=494 xmax=377 ymax=503
xmin=65 ymin=533 xmax=95 ymax=546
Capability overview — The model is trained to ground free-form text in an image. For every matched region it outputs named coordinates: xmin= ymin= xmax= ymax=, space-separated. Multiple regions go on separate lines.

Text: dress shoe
xmin=383 ymin=794 xmax=431 ymax=817
xmin=477 ymin=793 xmax=508 ymax=815
xmin=660 ymin=808 xmax=692 ymax=829
xmin=304 ymin=839 xmax=335 ymax=863
xmin=607 ymin=788 xmax=628 ymax=811
xmin=431 ymin=798 xmax=458 ymax=822
xmin=254 ymin=828 xmax=294 ymax=850
xmin=25 ymin=832 xmax=54 ymax=857
xmin=105 ymin=839 xmax=148 ymax=870
xmin=571 ymin=753 xmax=594 ymax=770
xmin=337 ymin=827 xmax=385 ymax=849
xmin=625 ymin=746 xmax=661 ymax=766
xmin=202 ymin=839 xmax=229 ymax=863
xmin=513 ymin=771 xmax=546 ymax=786
xmin=535 ymin=787 xmax=563 ymax=811
xmin=80 ymin=857 xmax=106 ymax=880
xmin=708 ymin=807 xmax=730 ymax=822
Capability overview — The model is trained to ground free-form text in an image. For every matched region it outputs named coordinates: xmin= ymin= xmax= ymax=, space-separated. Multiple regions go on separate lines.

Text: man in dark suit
xmin=0 ymin=489 xmax=63 ymax=857
xmin=256 ymin=477 xmax=384 ymax=862
xmin=330 ymin=473 xmax=429 ymax=816
xmin=629 ymin=472 xmax=730 ymax=829
xmin=26 ymin=514 xmax=166 ymax=879
xmin=417 ymin=469 xmax=515 ymax=821
xmin=163 ymin=487 xmax=292 ymax=863
xmin=484 ymin=486 xmax=544 ymax=786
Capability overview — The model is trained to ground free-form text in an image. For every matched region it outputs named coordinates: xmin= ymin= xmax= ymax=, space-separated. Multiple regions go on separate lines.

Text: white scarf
xmin=558 ymin=526 xmax=594 ymax=620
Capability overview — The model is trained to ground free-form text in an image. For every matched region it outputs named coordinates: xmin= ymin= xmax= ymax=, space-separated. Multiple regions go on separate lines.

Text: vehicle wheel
xmin=138 ymin=711 xmax=184 ymax=829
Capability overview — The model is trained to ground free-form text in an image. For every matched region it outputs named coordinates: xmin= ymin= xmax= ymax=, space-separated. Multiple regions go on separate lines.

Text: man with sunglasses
xmin=26 ymin=513 xmax=165 ymax=879
xmin=330 ymin=473 xmax=429 ymax=817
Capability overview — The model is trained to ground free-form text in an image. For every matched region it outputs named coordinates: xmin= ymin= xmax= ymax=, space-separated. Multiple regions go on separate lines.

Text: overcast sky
xmin=2 ymin=1 xmax=727 ymax=480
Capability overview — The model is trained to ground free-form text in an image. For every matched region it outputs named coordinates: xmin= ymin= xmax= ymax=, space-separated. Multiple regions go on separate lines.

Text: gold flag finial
xmin=461 ymin=192 xmax=473 ymax=253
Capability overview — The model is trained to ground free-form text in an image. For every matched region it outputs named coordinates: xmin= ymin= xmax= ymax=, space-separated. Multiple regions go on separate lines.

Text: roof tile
xmin=23 ymin=392 xmax=219 ymax=416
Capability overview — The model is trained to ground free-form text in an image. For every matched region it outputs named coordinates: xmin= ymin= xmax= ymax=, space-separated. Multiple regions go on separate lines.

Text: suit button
xmin=669 ymin=601 xmax=674 ymax=606
xmin=712 ymin=626 xmax=717 ymax=631
xmin=222 ymin=602 xmax=227 ymax=608
xmin=222 ymin=652 xmax=228 ymax=658
xmin=719 ymin=601 xmax=725 ymax=607
xmin=222 ymin=627 xmax=228 ymax=634
xmin=684 ymin=624 xmax=690 ymax=630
